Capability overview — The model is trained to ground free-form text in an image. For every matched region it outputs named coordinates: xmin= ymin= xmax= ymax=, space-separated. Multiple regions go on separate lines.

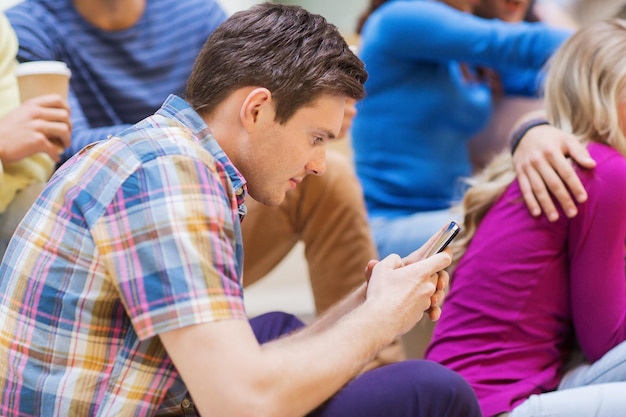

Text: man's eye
xmin=313 ymin=137 xmax=324 ymax=144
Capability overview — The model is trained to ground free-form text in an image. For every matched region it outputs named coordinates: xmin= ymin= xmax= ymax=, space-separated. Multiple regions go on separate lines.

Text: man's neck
xmin=72 ymin=0 xmax=146 ymax=31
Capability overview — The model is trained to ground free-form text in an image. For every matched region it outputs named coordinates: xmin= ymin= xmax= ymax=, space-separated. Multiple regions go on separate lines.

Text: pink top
xmin=425 ymin=143 xmax=626 ymax=417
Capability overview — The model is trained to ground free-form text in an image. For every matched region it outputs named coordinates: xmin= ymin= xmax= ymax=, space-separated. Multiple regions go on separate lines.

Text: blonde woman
xmin=425 ymin=19 xmax=626 ymax=417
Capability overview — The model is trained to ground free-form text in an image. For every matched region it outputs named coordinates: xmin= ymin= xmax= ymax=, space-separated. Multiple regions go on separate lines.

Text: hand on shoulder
xmin=511 ymin=116 xmax=595 ymax=221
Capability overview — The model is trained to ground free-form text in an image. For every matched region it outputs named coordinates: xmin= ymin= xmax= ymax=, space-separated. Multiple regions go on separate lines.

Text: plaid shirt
xmin=0 ymin=95 xmax=248 ymax=416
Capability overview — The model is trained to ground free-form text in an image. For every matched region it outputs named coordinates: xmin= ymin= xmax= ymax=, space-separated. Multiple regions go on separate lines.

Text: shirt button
xmin=235 ymin=188 xmax=244 ymax=196
xmin=181 ymin=398 xmax=192 ymax=408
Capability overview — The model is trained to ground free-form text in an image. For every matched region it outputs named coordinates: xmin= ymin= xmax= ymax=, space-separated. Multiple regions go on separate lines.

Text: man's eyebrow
xmin=320 ymin=129 xmax=336 ymax=140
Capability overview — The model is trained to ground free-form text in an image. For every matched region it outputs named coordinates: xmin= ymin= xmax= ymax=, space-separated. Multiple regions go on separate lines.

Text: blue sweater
xmin=6 ymin=0 xmax=226 ymax=160
xmin=351 ymin=0 xmax=571 ymax=218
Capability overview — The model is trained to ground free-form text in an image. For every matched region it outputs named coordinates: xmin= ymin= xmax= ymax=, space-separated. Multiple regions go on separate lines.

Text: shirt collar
xmin=156 ymin=94 xmax=247 ymax=205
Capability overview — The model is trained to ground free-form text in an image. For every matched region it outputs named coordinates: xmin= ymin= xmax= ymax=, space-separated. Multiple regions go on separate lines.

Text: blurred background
xmin=0 ymin=0 xmax=369 ymax=37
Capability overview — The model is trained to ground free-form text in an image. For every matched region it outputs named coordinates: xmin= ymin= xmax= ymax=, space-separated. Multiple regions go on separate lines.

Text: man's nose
xmin=306 ymin=151 xmax=326 ymax=176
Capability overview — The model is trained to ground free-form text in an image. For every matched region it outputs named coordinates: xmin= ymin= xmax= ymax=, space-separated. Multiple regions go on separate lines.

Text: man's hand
xmin=0 ymin=94 xmax=71 ymax=164
xmin=363 ymin=227 xmax=451 ymax=322
xmin=426 ymin=268 xmax=449 ymax=321
xmin=513 ymin=123 xmax=595 ymax=221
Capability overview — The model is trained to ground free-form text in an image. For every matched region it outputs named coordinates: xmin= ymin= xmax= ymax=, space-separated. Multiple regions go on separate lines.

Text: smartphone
xmin=426 ymin=221 xmax=461 ymax=257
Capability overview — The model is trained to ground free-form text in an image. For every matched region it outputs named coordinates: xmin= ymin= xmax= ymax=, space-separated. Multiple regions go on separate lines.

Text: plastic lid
xmin=15 ymin=61 xmax=72 ymax=78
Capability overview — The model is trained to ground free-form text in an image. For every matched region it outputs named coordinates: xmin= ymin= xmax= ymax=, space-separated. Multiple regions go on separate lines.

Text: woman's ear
xmin=241 ymin=87 xmax=273 ymax=133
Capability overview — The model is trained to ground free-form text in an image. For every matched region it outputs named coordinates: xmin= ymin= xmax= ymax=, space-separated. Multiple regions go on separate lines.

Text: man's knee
xmin=392 ymin=360 xmax=481 ymax=416
xmin=316 ymin=360 xmax=481 ymax=417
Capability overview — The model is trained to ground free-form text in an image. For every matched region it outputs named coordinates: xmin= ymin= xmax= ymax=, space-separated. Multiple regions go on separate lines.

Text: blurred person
xmin=468 ymin=0 xmax=546 ymax=170
xmin=473 ymin=0 xmax=594 ymax=212
xmin=6 ymin=0 xmax=392 ymax=363
xmin=351 ymin=0 xmax=571 ymax=258
xmin=426 ymin=19 xmax=626 ymax=417
xmin=0 ymin=13 xmax=70 ymax=257
xmin=468 ymin=0 xmax=579 ymax=170
xmin=0 ymin=5 xmax=481 ymax=416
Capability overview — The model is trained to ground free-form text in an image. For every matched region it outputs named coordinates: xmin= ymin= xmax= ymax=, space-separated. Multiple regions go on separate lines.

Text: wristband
xmin=510 ymin=118 xmax=550 ymax=155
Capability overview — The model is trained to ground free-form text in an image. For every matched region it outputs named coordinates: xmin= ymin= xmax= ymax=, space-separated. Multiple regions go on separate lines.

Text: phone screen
xmin=426 ymin=221 xmax=461 ymax=257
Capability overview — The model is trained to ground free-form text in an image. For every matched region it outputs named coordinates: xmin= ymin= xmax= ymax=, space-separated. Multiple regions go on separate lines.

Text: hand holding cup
xmin=15 ymin=61 xmax=72 ymax=154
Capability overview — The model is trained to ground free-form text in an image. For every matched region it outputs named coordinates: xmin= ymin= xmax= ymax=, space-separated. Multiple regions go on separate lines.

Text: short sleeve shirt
xmin=0 ymin=95 xmax=248 ymax=416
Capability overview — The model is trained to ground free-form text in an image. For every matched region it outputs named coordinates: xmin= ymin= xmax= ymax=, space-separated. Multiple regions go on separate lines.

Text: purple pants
xmin=250 ymin=312 xmax=482 ymax=417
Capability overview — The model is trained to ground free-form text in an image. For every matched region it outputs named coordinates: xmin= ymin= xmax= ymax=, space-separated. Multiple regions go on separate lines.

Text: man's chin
xmin=247 ymin=191 xmax=286 ymax=207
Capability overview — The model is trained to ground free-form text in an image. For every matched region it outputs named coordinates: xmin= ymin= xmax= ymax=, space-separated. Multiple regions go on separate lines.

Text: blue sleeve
xmin=364 ymin=1 xmax=571 ymax=72
xmin=498 ymin=67 xmax=544 ymax=96
xmin=64 ymin=90 xmax=133 ymax=159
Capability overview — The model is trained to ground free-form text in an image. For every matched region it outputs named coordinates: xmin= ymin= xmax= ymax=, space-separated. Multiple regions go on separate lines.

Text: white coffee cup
xmin=15 ymin=61 xmax=71 ymax=102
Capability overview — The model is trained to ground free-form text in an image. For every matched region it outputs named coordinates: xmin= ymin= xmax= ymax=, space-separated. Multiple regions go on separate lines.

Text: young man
xmin=5 ymin=2 xmax=390 ymax=365
xmin=0 ymin=5 xmax=481 ymax=416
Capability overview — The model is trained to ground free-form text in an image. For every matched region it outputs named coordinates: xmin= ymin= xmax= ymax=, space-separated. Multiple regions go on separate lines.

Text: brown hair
xmin=186 ymin=3 xmax=367 ymax=124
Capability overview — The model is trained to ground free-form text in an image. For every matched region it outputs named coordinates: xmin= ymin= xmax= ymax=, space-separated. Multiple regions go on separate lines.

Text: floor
xmin=243 ymin=242 xmax=315 ymax=318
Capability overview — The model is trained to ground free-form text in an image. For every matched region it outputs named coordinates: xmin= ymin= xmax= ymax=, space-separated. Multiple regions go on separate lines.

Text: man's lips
xmin=289 ymin=178 xmax=303 ymax=189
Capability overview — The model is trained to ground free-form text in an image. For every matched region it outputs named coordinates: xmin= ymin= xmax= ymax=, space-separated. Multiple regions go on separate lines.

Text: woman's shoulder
xmin=580 ymin=142 xmax=626 ymax=199
xmin=585 ymin=142 xmax=626 ymax=175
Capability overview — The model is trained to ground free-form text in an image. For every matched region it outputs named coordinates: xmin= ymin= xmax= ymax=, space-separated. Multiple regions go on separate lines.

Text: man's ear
xmin=241 ymin=87 xmax=273 ymax=133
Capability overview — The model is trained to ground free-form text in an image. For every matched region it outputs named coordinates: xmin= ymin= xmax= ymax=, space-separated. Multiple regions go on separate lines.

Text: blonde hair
xmin=545 ymin=19 xmax=626 ymax=157
xmin=451 ymin=19 xmax=626 ymax=267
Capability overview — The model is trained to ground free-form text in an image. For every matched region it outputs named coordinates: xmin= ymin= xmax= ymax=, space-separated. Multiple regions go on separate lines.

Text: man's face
xmin=241 ymin=94 xmax=346 ymax=206
xmin=473 ymin=0 xmax=531 ymax=22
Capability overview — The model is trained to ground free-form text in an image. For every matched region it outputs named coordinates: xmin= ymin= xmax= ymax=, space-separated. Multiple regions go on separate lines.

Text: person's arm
xmin=0 ymin=94 xmax=71 ymax=164
xmin=368 ymin=1 xmax=570 ymax=70
xmin=566 ymin=150 xmax=626 ymax=361
xmin=0 ymin=13 xmax=20 ymax=117
xmin=61 ymin=90 xmax=132 ymax=157
xmin=510 ymin=110 xmax=595 ymax=221
xmin=497 ymin=67 xmax=544 ymax=97
xmin=160 ymin=250 xmax=450 ymax=417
